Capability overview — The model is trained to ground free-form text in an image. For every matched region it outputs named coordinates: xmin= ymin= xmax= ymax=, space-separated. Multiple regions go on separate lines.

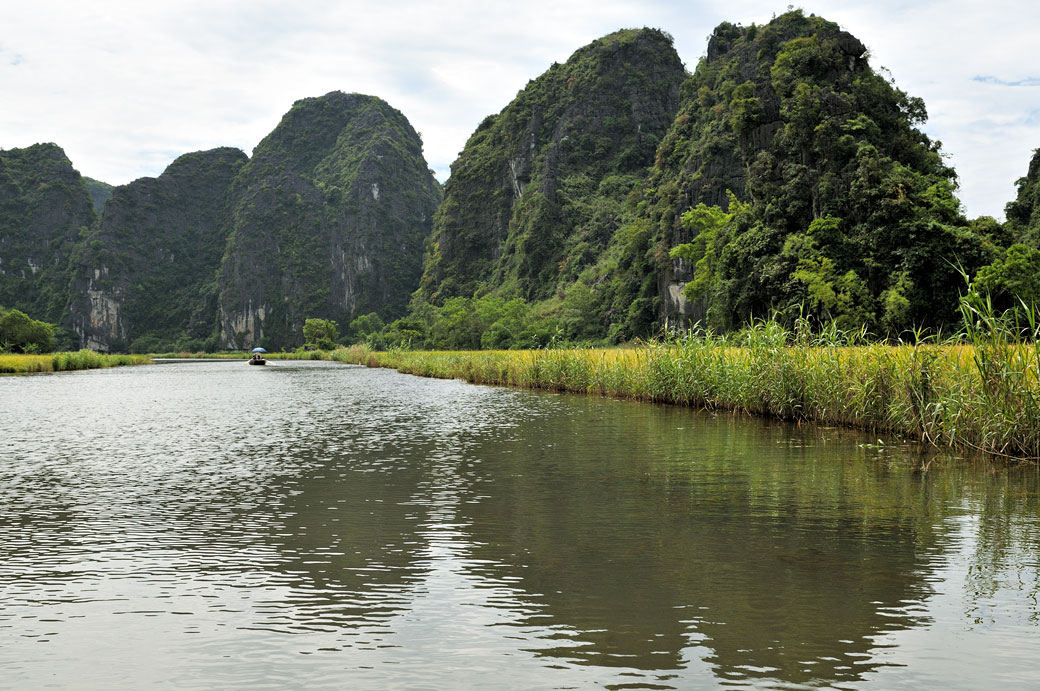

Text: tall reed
xmin=0 ymin=351 xmax=150 ymax=374
xmin=334 ymin=310 xmax=1040 ymax=461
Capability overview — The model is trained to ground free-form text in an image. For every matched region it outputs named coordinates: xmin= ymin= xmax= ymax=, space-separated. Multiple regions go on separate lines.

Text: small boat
xmin=249 ymin=347 xmax=267 ymax=365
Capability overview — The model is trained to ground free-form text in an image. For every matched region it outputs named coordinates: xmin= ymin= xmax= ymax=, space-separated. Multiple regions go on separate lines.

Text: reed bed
xmin=0 ymin=351 xmax=151 ymax=374
xmin=334 ymin=313 xmax=1040 ymax=462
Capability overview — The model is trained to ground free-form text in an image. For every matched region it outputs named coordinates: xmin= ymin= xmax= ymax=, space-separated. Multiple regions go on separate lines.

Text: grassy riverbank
xmin=337 ymin=340 xmax=1037 ymax=461
xmin=328 ymin=292 xmax=1040 ymax=462
xmin=0 ymin=350 xmax=152 ymax=374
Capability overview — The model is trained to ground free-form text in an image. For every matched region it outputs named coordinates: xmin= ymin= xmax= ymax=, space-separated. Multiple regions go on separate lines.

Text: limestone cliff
xmin=217 ymin=91 xmax=441 ymax=349
xmin=417 ymin=28 xmax=685 ymax=306
xmin=67 ymin=148 xmax=246 ymax=351
xmin=0 ymin=144 xmax=96 ymax=324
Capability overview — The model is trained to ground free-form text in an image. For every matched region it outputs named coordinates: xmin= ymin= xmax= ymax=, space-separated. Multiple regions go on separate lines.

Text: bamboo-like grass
xmin=0 ymin=350 xmax=151 ymax=374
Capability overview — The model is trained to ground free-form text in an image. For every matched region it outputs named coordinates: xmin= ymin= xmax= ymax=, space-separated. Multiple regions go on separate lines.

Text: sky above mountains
xmin=2 ymin=0 xmax=1037 ymax=220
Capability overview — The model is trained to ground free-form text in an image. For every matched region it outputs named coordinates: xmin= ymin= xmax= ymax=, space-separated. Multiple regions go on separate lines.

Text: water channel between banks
xmin=1 ymin=360 xmax=1038 ymax=689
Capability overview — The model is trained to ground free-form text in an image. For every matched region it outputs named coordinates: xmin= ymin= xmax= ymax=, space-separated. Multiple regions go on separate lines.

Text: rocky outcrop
xmin=67 ymin=148 xmax=247 ymax=351
xmin=217 ymin=92 xmax=441 ymax=349
xmin=417 ymin=28 xmax=685 ymax=304
xmin=648 ymin=14 xmax=872 ymax=322
xmin=0 ymin=144 xmax=96 ymax=324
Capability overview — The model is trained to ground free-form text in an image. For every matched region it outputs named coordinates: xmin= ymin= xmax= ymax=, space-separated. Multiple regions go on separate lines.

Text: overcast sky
xmin=2 ymin=0 xmax=1037 ymax=220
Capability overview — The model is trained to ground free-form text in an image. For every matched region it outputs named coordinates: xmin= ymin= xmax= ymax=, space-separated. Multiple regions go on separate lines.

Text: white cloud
xmin=1 ymin=0 xmax=1037 ymax=218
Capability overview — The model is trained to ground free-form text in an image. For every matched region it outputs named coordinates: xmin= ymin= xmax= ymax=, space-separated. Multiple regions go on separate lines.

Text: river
xmin=2 ymin=360 xmax=1038 ymax=689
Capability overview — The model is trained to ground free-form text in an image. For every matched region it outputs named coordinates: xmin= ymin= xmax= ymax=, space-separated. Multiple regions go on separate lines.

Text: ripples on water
xmin=1 ymin=361 xmax=1039 ymax=689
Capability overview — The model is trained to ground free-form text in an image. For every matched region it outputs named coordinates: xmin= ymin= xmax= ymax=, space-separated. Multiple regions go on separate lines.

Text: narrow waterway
xmin=1 ymin=361 xmax=1038 ymax=689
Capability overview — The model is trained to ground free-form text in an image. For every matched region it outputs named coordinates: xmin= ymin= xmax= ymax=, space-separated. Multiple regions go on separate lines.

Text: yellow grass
xmin=0 ymin=351 xmax=151 ymax=374
xmin=332 ymin=341 xmax=1040 ymax=461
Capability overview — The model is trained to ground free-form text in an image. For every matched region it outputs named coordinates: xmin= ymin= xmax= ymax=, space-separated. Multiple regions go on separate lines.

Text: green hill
xmin=0 ymin=143 xmax=96 ymax=325
xmin=217 ymin=92 xmax=442 ymax=350
xmin=68 ymin=148 xmax=247 ymax=352
xmin=417 ymin=28 xmax=685 ymax=314
xmin=651 ymin=10 xmax=988 ymax=334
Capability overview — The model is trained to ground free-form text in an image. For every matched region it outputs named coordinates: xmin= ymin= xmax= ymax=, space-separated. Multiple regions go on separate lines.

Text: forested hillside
xmin=1005 ymin=149 xmax=1040 ymax=248
xmin=2 ymin=13 xmax=1036 ymax=353
xmin=415 ymin=28 xmax=684 ymax=341
xmin=653 ymin=11 xmax=988 ymax=334
xmin=217 ymin=92 xmax=441 ymax=350
xmin=68 ymin=148 xmax=246 ymax=352
xmin=0 ymin=144 xmax=96 ymax=329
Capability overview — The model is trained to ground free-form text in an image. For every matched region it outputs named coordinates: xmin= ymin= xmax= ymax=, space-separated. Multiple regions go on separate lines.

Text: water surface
xmin=2 ymin=361 xmax=1038 ymax=688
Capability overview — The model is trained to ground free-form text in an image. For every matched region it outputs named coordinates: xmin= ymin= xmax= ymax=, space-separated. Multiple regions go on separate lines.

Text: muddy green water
xmin=1 ymin=361 xmax=1039 ymax=689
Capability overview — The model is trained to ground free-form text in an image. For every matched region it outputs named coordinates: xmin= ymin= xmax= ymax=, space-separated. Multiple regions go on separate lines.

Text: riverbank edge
xmin=0 ymin=351 xmax=152 ymax=374
xmin=322 ymin=343 xmax=1038 ymax=462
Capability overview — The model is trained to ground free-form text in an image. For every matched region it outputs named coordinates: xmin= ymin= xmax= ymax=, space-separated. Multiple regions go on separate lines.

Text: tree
xmin=302 ymin=318 xmax=339 ymax=350
xmin=974 ymin=244 xmax=1040 ymax=311
xmin=0 ymin=308 xmax=57 ymax=353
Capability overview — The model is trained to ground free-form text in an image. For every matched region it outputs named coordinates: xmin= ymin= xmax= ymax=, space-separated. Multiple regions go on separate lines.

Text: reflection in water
xmin=1 ymin=361 xmax=1039 ymax=689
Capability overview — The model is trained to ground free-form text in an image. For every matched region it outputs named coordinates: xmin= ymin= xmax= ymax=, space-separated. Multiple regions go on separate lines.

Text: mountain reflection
xmin=450 ymin=397 xmax=974 ymax=686
xmin=4 ymin=363 xmax=1039 ymax=689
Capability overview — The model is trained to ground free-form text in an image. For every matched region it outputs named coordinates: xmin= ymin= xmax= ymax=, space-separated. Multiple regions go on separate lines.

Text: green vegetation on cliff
xmin=83 ymin=177 xmax=114 ymax=214
xmin=218 ymin=91 xmax=442 ymax=350
xmin=0 ymin=144 xmax=96 ymax=325
xmin=68 ymin=147 xmax=247 ymax=352
xmin=973 ymin=150 xmax=1040 ymax=313
xmin=1005 ymin=149 xmax=1040 ymax=247
xmin=417 ymin=28 xmax=684 ymax=324
xmin=656 ymin=10 xmax=988 ymax=335
xmin=4 ymin=17 xmax=1038 ymax=353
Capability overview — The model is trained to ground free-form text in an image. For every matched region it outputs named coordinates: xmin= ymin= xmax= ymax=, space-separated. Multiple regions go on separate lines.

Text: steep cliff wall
xmin=67 ymin=148 xmax=246 ymax=351
xmin=417 ymin=28 xmax=685 ymax=305
xmin=0 ymin=144 xmax=96 ymax=324
xmin=217 ymin=92 xmax=441 ymax=349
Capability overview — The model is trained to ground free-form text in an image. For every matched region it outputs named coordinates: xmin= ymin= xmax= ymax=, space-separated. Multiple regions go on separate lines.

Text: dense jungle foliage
xmin=0 ymin=306 xmax=56 ymax=353
xmin=655 ymin=10 xmax=991 ymax=336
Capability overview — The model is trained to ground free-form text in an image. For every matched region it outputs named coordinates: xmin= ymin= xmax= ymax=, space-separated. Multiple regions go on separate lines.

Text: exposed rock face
xmin=1005 ymin=149 xmax=1040 ymax=247
xmin=417 ymin=28 xmax=685 ymax=304
xmin=67 ymin=148 xmax=246 ymax=351
xmin=217 ymin=92 xmax=441 ymax=349
xmin=0 ymin=144 xmax=96 ymax=323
